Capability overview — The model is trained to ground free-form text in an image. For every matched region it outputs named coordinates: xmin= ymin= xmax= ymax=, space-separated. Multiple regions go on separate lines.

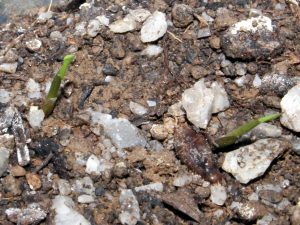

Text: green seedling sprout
xmin=214 ymin=113 xmax=281 ymax=148
xmin=42 ymin=54 xmax=75 ymax=117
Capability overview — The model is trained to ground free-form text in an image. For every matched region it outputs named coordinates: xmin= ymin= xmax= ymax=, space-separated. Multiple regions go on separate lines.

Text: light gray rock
xmin=26 ymin=39 xmax=42 ymax=52
xmin=0 ymin=89 xmax=12 ymax=103
xmin=78 ymin=194 xmax=95 ymax=203
xmin=119 ymin=189 xmax=140 ymax=225
xmin=0 ymin=62 xmax=18 ymax=73
xmin=109 ymin=15 xmax=137 ymax=33
xmin=28 ymin=106 xmax=44 ymax=129
xmin=210 ymin=183 xmax=227 ymax=206
xmin=87 ymin=19 xmax=102 ymax=37
xmin=58 ymin=179 xmax=71 ymax=196
xmin=26 ymin=78 xmax=41 ymax=99
xmin=89 ymin=110 xmax=147 ymax=149
xmin=85 ymin=154 xmax=113 ymax=175
xmin=222 ymin=139 xmax=289 ymax=184
xmin=129 ymin=101 xmax=148 ymax=116
xmin=52 ymin=196 xmax=91 ymax=225
xmin=72 ymin=177 xmax=95 ymax=196
xmin=141 ymin=11 xmax=168 ymax=43
xmin=129 ymin=8 xmax=151 ymax=22
xmin=141 ymin=45 xmax=163 ymax=57
xmin=134 ymin=182 xmax=163 ymax=192
xmin=280 ymin=84 xmax=300 ymax=132
xmin=0 ymin=147 xmax=10 ymax=177
xmin=37 ymin=11 xmax=53 ymax=23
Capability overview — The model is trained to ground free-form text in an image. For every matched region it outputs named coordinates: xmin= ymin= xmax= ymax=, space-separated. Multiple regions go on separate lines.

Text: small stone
xmin=168 ymin=101 xmax=185 ymax=117
xmin=235 ymin=63 xmax=247 ymax=76
xmin=113 ymin=162 xmax=128 ymax=178
xmin=141 ymin=11 xmax=168 ymax=43
xmin=78 ymin=194 xmax=95 ymax=203
xmin=253 ymin=74 xmax=262 ymax=88
xmin=129 ymin=101 xmax=148 ymax=116
xmin=222 ymin=139 xmax=289 ymax=184
xmin=129 ymin=8 xmax=151 ymax=22
xmin=2 ymin=175 xmax=22 ymax=196
xmin=75 ymin=21 xmax=87 ymax=36
xmin=26 ymin=39 xmax=42 ymax=52
xmin=150 ymin=124 xmax=168 ymax=140
xmin=10 ymin=165 xmax=26 ymax=177
xmin=280 ymin=84 xmax=300 ymax=132
xmin=0 ymin=147 xmax=9 ymax=177
xmin=86 ymin=154 xmax=101 ymax=175
xmin=119 ymin=189 xmax=140 ymax=225
xmin=26 ymin=173 xmax=42 ymax=190
xmin=231 ymin=201 xmax=267 ymax=221
xmin=195 ymin=186 xmax=211 ymax=199
xmin=58 ymin=179 xmax=71 ymax=196
xmin=4 ymin=49 xmax=19 ymax=62
xmin=0 ymin=62 xmax=18 ymax=73
xmin=134 ymin=182 xmax=164 ymax=192
xmin=211 ymin=81 xmax=230 ymax=113
xmin=260 ymin=73 xmax=295 ymax=96
xmin=191 ymin=65 xmax=210 ymax=79
xmin=0 ymin=89 xmax=11 ymax=104
xmin=6 ymin=204 xmax=47 ymax=225
xmin=109 ymin=15 xmax=137 ymax=33
xmin=197 ymin=27 xmax=211 ymax=38
xmin=26 ymin=78 xmax=41 ymax=99
xmin=141 ymin=45 xmax=163 ymax=57
xmin=87 ymin=19 xmax=102 ymax=37
xmin=72 ymin=177 xmax=95 ymax=196
xmin=96 ymin=15 xmax=110 ymax=26
xmin=28 ymin=106 xmax=45 ymax=129
xmin=102 ymin=63 xmax=118 ymax=76
xmin=173 ymin=174 xmax=194 ymax=187
xmin=171 ymin=4 xmax=193 ymax=28
xmin=209 ymin=36 xmax=221 ymax=49
xmin=291 ymin=205 xmax=300 ymax=225
xmin=246 ymin=123 xmax=282 ymax=141
xmin=37 ymin=11 xmax=53 ymax=23
xmin=52 ymin=196 xmax=91 ymax=225
xmin=110 ymin=40 xmax=126 ymax=59
xmin=258 ymin=189 xmax=283 ymax=204
xmin=148 ymin=140 xmax=164 ymax=152
xmin=210 ymin=183 xmax=227 ymax=206
xmin=215 ymin=8 xmax=237 ymax=30
xmin=50 ymin=31 xmax=64 ymax=41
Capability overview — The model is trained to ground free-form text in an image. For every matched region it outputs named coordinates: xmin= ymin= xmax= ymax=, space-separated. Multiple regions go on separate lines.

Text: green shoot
xmin=214 ymin=113 xmax=281 ymax=148
xmin=42 ymin=54 xmax=75 ymax=117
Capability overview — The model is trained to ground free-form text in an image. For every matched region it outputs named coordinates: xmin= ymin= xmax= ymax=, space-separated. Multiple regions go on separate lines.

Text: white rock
xmin=129 ymin=8 xmax=151 ymax=22
xmin=75 ymin=22 xmax=87 ymax=36
xmin=182 ymin=79 xmax=214 ymax=129
xmin=253 ymin=74 xmax=262 ymax=88
xmin=119 ymin=189 xmax=140 ymax=225
xmin=50 ymin=31 xmax=64 ymax=41
xmin=52 ymin=195 xmax=91 ymax=225
xmin=146 ymin=100 xmax=157 ymax=107
xmin=28 ymin=106 xmax=45 ymax=129
xmin=0 ymin=147 xmax=9 ymax=177
xmin=58 ymin=179 xmax=71 ymax=196
xmin=173 ymin=174 xmax=194 ymax=187
xmin=109 ymin=15 xmax=137 ymax=33
xmin=129 ymin=101 xmax=148 ymax=116
xmin=37 ymin=11 xmax=53 ymax=23
xmin=230 ymin=16 xmax=273 ymax=35
xmin=26 ymin=39 xmax=42 ymax=52
xmin=134 ymin=182 xmax=163 ymax=192
xmin=0 ymin=62 xmax=18 ymax=74
xmin=168 ymin=101 xmax=185 ymax=117
xmin=26 ymin=78 xmax=41 ymax=99
xmin=210 ymin=183 xmax=227 ymax=206
xmin=211 ymin=81 xmax=230 ymax=113
xmin=96 ymin=15 xmax=110 ymax=26
xmin=222 ymin=139 xmax=288 ymax=184
xmin=85 ymin=154 xmax=101 ymax=175
xmin=0 ymin=89 xmax=12 ymax=103
xmin=140 ymin=11 xmax=168 ymax=43
xmin=72 ymin=177 xmax=95 ymax=195
xmin=257 ymin=213 xmax=277 ymax=225
xmin=89 ymin=110 xmax=147 ymax=149
xmin=87 ymin=19 xmax=102 ymax=37
xmin=78 ymin=194 xmax=95 ymax=203
xmin=141 ymin=45 xmax=163 ymax=57
xmin=280 ymin=84 xmax=300 ymax=132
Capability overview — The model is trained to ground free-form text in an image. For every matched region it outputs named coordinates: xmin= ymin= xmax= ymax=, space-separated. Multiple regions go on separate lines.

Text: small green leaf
xmin=214 ymin=113 xmax=281 ymax=148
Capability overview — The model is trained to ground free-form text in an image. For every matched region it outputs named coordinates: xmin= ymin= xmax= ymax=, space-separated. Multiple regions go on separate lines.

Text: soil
xmin=1 ymin=0 xmax=300 ymax=225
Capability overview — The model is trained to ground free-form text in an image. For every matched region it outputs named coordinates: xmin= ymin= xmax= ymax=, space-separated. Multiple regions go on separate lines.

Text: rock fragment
xmin=141 ymin=11 xmax=168 ymax=43
xmin=129 ymin=101 xmax=148 ymax=116
xmin=26 ymin=78 xmax=41 ymax=99
xmin=230 ymin=201 xmax=267 ymax=221
xmin=28 ymin=106 xmax=45 ymax=129
xmin=57 ymin=179 xmax=71 ymax=196
xmin=222 ymin=139 xmax=290 ymax=184
xmin=0 ymin=89 xmax=12 ymax=103
xmin=134 ymin=182 xmax=164 ymax=192
xmin=87 ymin=19 xmax=102 ymax=37
xmin=141 ymin=45 xmax=163 ymax=57
xmin=129 ymin=8 xmax=151 ymax=22
xmin=280 ymin=84 xmax=300 ymax=132
xmin=52 ymin=196 xmax=91 ymax=225
xmin=26 ymin=173 xmax=42 ymax=190
xmin=210 ymin=183 xmax=227 ymax=206
xmin=26 ymin=39 xmax=42 ymax=52
xmin=119 ymin=189 xmax=140 ymax=225
xmin=0 ymin=147 xmax=9 ymax=177
xmin=171 ymin=4 xmax=193 ymax=28
xmin=109 ymin=15 xmax=137 ymax=33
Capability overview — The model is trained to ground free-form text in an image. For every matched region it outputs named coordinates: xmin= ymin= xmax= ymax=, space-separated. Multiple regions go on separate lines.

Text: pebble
xmin=150 ymin=124 xmax=168 ymax=140
xmin=50 ymin=30 xmax=64 ymax=41
xmin=4 ymin=49 xmax=19 ymax=62
xmin=6 ymin=204 xmax=47 ymax=225
xmin=134 ymin=182 xmax=164 ymax=192
xmin=96 ymin=15 xmax=110 ymax=26
xmin=280 ymin=84 xmax=300 ymax=132
xmin=210 ymin=183 xmax=227 ymax=206
xmin=129 ymin=101 xmax=148 ymax=116
xmin=197 ymin=27 xmax=211 ymax=38
xmin=0 ymin=62 xmax=18 ymax=73
xmin=258 ymin=189 xmax=283 ymax=203
xmin=230 ymin=201 xmax=267 ymax=221
xmin=26 ymin=78 xmax=41 ymax=99
xmin=26 ymin=39 xmax=42 ymax=52
xmin=58 ymin=179 xmax=72 ymax=196
xmin=102 ymin=63 xmax=118 ymax=76
xmin=253 ymin=74 xmax=262 ymax=88
xmin=173 ymin=174 xmax=194 ymax=187
xmin=78 ymin=194 xmax=95 ymax=203
xmin=291 ymin=137 xmax=300 ymax=155
xmin=52 ymin=196 xmax=91 ymax=225
xmin=129 ymin=8 xmax=151 ymax=22
xmin=119 ymin=189 xmax=141 ymax=225
xmin=141 ymin=45 xmax=163 ymax=57
xmin=171 ymin=4 xmax=193 ymax=28
xmin=89 ymin=110 xmax=147 ymax=149
xmin=72 ymin=176 xmax=95 ymax=196
xmin=221 ymin=16 xmax=282 ymax=60
xmin=141 ymin=11 xmax=168 ymax=43
xmin=10 ymin=165 xmax=26 ymax=177
xmin=168 ymin=101 xmax=185 ymax=117
xmin=242 ymin=123 xmax=282 ymax=141
xmin=85 ymin=154 xmax=101 ymax=175
xmin=0 ymin=89 xmax=11 ymax=104
xmin=37 ymin=11 xmax=53 ymax=23
xmin=209 ymin=36 xmax=221 ymax=49
xmin=235 ymin=63 xmax=247 ymax=76
xmin=260 ymin=73 xmax=295 ymax=96
xmin=28 ymin=106 xmax=45 ymax=129
xmin=222 ymin=139 xmax=290 ymax=184
xmin=214 ymin=8 xmax=237 ymax=30
xmin=0 ymin=147 xmax=9 ymax=177
xmin=148 ymin=140 xmax=164 ymax=151
xmin=26 ymin=173 xmax=42 ymax=190
xmin=109 ymin=14 xmax=137 ymax=33
xmin=75 ymin=21 xmax=87 ymax=36
xmin=256 ymin=213 xmax=277 ymax=225
xmin=182 ymin=79 xmax=229 ymax=128
xmin=291 ymin=205 xmax=300 ymax=225
xmin=3 ymin=175 xmax=22 ymax=196
xmin=87 ymin=19 xmax=102 ymax=37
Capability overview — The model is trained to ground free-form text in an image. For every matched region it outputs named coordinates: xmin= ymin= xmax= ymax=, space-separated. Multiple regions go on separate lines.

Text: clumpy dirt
xmin=1 ymin=0 xmax=300 ymax=224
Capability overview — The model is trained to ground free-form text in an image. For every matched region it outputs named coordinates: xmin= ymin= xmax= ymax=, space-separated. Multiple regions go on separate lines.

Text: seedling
xmin=214 ymin=113 xmax=281 ymax=148
xmin=42 ymin=54 xmax=75 ymax=117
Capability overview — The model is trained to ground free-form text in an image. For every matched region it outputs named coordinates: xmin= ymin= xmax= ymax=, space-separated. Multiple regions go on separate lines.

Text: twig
xmin=167 ymin=31 xmax=183 ymax=43
xmin=33 ymin=152 xmax=54 ymax=173
xmin=48 ymin=0 xmax=53 ymax=12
